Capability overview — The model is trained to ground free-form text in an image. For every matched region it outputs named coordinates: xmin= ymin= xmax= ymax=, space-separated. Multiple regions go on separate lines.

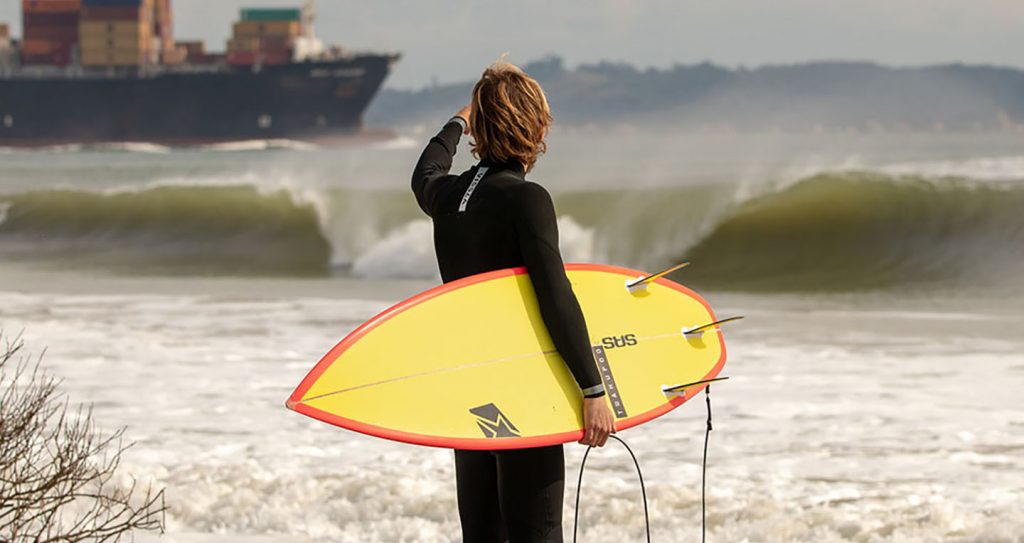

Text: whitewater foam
xmin=368 ymin=135 xmax=420 ymax=151
xmin=878 ymin=155 xmax=1024 ymax=181
xmin=350 ymin=216 xmax=595 ymax=279
xmin=351 ymin=220 xmax=438 ymax=279
xmin=90 ymin=142 xmax=173 ymax=154
xmin=3 ymin=291 xmax=1021 ymax=542
xmin=196 ymin=139 xmax=321 ymax=152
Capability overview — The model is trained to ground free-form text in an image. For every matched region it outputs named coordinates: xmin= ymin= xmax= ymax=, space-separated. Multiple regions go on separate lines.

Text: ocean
xmin=1 ymin=130 xmax=1023 ymax=542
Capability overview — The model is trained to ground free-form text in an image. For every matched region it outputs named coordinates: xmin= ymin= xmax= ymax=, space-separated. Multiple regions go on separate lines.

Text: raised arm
xmin=411 ymin=111 xmax=469 ymax=216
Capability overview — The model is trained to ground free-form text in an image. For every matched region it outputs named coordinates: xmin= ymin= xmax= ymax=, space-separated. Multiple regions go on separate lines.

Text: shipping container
xmin=226 ymin=50 xmax=291 ymax=66
xmin=81 ymin=20 xmax=150 ymax=37
xmin=80 ymin=35 xmax=150 ymax=51
xmin=228 ymin=36 xmax=295 ymax=52
xmin=21 ymin=38 xmax=58 ymax=54
xmin=23 ymin=11 xmax=80 ymax=42
xmin=22 ymin=27 xmax=80 ymax=41
xmin=22 ymin=0 xmax=82 ymax=14
xmin=24 ymin=12 xmax=80 ymax=25
xmin=160 ymin=44 xmax=186 ymax=64
xmin=176 ymin=40 xmax=204 ymax=55
xmin=82 ymin=0 xmax=147 ymax=6
xmin=232 ymin=20 xmax=300 ymax=38
xmin=20 ymin=0 xmax=80 ymax=68
xmin=80 ymin=49 xmax=147 ymax=66
xmin=20 ymin=41 xmax=73 ymax=66
xmin=226 ymin=36 xmax=260 ymax=52
xmin=239 ymin=8 xmax=301 ymax=22
xmin=80 ymin=6 xmax=152 ymax=21
xmin=21 ymin=52 xmax=71 ymax=66
xmin=80 ymin=43 xmax=156 ymax=64
xmin=80 ymin=41 xmax=151 ymax=52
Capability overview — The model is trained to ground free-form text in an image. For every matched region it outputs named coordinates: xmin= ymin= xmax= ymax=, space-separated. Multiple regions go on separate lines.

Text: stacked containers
xmin=175 ymin=40 xmax=211 ymax=64
xmin=226 ymin=8 xmax=302 ymax=66
xmin=21 ymin=0 xmax=81 ymax=67
xmin=79 ymin=0 xmax=155 ymax=67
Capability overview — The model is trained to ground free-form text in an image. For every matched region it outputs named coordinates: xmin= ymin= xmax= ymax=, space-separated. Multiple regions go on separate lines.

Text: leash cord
xmin=572 ymin=434 xmax=650 ymax=543
xmin=572 ymin=384 xmax=715 ymax=543
xmin=702 ymin=384 xmax=713 ymax=543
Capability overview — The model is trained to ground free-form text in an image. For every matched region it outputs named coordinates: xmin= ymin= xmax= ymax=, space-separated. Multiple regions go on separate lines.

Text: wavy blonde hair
xmin=469 ymin=60 xmax=552 ymax=172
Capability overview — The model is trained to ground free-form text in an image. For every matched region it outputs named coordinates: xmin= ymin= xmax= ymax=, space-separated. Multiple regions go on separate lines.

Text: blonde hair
xmin=469 ymin=60 xmax=552 ymax=172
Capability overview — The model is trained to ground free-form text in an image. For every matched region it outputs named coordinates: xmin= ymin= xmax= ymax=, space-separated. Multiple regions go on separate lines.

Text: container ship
xmin=0 ymin=0 xmax=398 ymax=146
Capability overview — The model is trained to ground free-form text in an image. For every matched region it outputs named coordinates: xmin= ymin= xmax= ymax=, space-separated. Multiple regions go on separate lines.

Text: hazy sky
xmin=3 ymin=0 xmax=1022 ymax=88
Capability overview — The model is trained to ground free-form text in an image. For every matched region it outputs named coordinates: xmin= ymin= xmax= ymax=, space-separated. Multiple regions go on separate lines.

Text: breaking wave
xmin=1 ymin=170 xmax=1022 ymax=291
xmin=681 ymin=173 xmax=1024 ymax=291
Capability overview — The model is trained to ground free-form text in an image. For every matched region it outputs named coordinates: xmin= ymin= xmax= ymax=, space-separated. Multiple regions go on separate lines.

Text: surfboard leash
xmin=702 ymin=384 xmax=713 ymax=543
xmin=573 ymin=434 xmax=651 ymax=543
xmin=572 ymin=384 xmax=717 ymax=543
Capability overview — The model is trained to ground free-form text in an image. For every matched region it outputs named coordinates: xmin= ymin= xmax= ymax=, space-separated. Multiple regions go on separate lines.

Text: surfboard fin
xmin=662 ymin=377 xmax=729 ymax=398
xmin=625 ymin=262 xmax=690 ymax=293
xmin=682 ymin=316 xmax=744 ymax=338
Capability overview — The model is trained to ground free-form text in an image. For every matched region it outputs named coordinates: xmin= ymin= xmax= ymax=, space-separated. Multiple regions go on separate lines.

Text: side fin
xmin=682 ymin=316 xmax=744 ymax=337
xmin=662 ymin=376 xmax=730 ymax=397
xmin=626 ymin=262 xmax=690 ymax=292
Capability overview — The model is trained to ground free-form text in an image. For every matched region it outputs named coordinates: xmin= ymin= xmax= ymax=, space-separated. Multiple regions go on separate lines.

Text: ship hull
xmin=0 ymin=55 xmax=396 ymax=145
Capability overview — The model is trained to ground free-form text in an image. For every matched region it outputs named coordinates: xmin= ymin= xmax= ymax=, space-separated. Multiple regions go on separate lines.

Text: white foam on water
xmin=878 ymin=155 xmax=1024 ymax=181
xmin=90 ymin=142 xmax=173 ymax=154
xmin=350 ymin=216 xmax=595 ymax=279
xmin=3 ymin=288 xmax=1022 ymax=542
xmin=369 ymin=135 xmax=420 ymax=150
xmin=196 ymin=139 xmax=321 ymax=152
xmin=351 ymin=220 xmax=438 ymax=279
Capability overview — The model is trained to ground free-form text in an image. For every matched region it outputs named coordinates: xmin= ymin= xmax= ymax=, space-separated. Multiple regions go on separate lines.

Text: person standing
xmin=411 ymin=60 xmax=615 ymax=542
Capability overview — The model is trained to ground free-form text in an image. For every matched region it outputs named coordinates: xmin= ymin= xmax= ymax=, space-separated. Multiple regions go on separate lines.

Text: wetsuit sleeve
xmin=411 ymin=119 xmax=464 ymax=216
xmin=509 ymin=183 xmax=605 ymax=398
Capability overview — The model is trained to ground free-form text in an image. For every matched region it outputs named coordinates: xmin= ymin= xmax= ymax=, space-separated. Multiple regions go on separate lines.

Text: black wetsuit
xmin=412 ymin=119 xmax=604 ymax=542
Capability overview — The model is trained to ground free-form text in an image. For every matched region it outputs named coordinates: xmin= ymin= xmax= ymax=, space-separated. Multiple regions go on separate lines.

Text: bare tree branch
xmin=0 ymin=331 xmax=166 ymax=543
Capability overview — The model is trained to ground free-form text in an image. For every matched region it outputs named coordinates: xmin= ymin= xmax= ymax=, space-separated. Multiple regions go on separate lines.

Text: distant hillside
xmin=366 ymin=57 xmax=1024 ymax=132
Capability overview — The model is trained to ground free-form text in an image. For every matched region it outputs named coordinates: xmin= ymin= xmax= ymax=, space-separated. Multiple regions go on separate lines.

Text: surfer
xmin=411 ymin=60 xmax=614 ymax=542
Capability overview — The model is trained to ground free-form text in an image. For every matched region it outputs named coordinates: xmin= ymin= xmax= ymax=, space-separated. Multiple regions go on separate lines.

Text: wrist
xmin=447 ymin=116 xmax=467 ymax=132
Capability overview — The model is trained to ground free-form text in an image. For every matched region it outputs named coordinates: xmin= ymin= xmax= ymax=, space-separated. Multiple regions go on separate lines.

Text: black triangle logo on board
xmin=470 ymin=403 xmax=520 ymax=438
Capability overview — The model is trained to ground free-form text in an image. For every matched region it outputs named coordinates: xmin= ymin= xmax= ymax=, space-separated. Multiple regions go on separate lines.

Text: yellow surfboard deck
xmin=287 ymin=263 xmax=728 ymax=449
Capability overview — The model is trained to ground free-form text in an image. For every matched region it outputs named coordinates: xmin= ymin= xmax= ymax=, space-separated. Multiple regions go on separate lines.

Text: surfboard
xmin=287 ymin=263 xmax=731 ymax=450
